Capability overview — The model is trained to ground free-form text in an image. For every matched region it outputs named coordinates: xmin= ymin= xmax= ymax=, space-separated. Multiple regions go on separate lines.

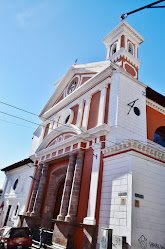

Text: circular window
xmin=59 ymin=109 xmax=74 ymax=126
xmin=68 ymin=80 xmax=77 ymax=94
xmin=134 ymin=107 xmax=140 ymax=116
xmin=13 ymin=179 xmax=18 ymax=190
xmin=65 ymin=115 xmax=70 ymax=124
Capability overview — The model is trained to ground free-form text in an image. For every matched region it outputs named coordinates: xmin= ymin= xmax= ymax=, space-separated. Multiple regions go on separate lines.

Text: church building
xmin=22 ymin=20 xmax=165 ymax=249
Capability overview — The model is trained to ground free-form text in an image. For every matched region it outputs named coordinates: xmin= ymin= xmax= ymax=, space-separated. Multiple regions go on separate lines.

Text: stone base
xmin=82 ymin=225 xmax=98 ymax=249
xmin=52 ymin=220 xmax=75 ymax=249
xmin=52 ymin=219 xmax=97 ymax=249
xmin=19 ymin=214 xmax=42 ymax=229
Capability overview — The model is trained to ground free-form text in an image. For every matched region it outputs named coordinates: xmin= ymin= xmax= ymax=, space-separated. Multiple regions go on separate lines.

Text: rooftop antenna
xmin=121 ymin=0 xmax=165 ymax=20
xmin=74 ymin=58 xmax=78 ymax=64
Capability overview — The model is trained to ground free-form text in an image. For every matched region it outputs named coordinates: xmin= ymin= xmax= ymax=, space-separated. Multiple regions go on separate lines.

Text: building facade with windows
xmin=0 ymin=158 xmax=34 ymax=228
xmin=22 ymin=20 xmax=165 ymax=249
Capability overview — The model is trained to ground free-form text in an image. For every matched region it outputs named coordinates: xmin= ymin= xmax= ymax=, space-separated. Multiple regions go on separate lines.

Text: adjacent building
xmin=0 ymin=158 xmax=34 ymax=228
xmin=19 ymin=20 xmax=165 ymax=249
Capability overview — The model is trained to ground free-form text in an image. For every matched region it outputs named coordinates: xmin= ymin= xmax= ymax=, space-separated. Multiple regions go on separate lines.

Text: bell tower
xmin=102 ymin=20 xmax=144 ymax=79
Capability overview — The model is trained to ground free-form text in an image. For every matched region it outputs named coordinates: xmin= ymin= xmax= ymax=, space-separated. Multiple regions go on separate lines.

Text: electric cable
xmin=0 ymin=117 xmax=36 ymax=129
xmin=120 ymin=0 xmax=165 ymax=19
xmin=0 ymin=100 xmax=117 ymax=146
xmin=0 ymin=101 xmax=164 ymax=153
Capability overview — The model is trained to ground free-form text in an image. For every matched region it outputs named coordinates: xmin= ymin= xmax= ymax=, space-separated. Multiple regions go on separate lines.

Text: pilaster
xmin=76 ymin=100 xmax=84 ymax=128
xmin=97 ymin=85 xmax=108 ymax=126
xmin=83 ymin=145 xmax=101 ymax=225
xmin=57 ymin=154 xmax=77 ymax=221
xmin=27 ymin=164 xmax=43 ymax=215
xmin=65 ymin=151 xmax=85 ymax=222
xmin=31 ymin=163 xmax=48 ymax=217
xmin=82 ymin=95 xmax=92 ymax=130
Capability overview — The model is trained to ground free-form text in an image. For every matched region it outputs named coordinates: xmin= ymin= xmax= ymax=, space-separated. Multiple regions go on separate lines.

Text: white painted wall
xmin=131 ymin=152 xmax=165 ymax=249
xmin=0 ymin=163 xmax=35 ymax=228
xmin=98 ymin=153 xmax=133 ymax=247
xmin=98 ymin=151 xmax=165 ymax=249
xmin=107 ymin=70 xmax=147 ymax=147
xmin=30 ymin=126 xmax=44 ymax=156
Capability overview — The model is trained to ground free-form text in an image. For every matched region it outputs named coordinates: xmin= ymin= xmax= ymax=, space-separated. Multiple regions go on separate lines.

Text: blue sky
xmin=0 ymin=0 xmax=165 ymax=188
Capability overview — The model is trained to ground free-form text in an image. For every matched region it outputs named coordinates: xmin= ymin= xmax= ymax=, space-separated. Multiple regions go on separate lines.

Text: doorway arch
xmin=41 ymin=165 xmax=67 ymax=229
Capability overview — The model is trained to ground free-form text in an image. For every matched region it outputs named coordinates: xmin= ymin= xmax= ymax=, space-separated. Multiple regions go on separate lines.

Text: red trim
xmin=104 ymin=149 xmax=165 ymax=164
xmin=49 ymin=76 xmax=111 ymax=120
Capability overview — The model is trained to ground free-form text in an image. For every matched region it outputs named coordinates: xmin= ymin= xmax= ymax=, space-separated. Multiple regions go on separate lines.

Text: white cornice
xmin=39 ymin=61 xmax=111 ymax=117
xmin=102 ymin=20 xmax=144 ymax=46
xmin=113 ymin=65 xmax=147 ymax=88
xmin=103 ymin=140 xmax=165 ymax=162
xmin=146 ymin=98 xmax=165 ymax=115
xmin=30 ymin=124 xmax=111 ymax=161
xmin=110 ymin=48 xmax=142 ymax=68
xmin=40 ymin=64 xmax=113 ymax=120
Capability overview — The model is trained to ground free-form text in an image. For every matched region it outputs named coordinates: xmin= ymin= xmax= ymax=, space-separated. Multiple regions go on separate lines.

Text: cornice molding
xmin=30 ymin=124 xmax=110 ymax=163
xmin=112 ymin=66 xmax=146 ymax=88
xmin=110 ymin=48 xmax=142 ymax=68
xmin=41 ymin=66 xmax=113 ymax=119
xmin=103 ymin=140 xmax=165 ymax=162
xmin=102 ymin=20 xmax=144 ymax=46
xmin=146 ymin=98 xmax=165 ymax=115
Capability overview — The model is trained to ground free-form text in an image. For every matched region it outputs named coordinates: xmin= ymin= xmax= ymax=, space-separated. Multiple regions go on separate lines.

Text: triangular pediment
xmin=36 ymin=125 xmax=81 ymax=153
xmin=39 ymin=61 xmax=110 ymax=118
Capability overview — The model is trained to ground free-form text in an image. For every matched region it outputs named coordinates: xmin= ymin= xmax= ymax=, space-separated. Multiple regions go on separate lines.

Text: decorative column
xmin=81 ymin=95 xmax=91 ymax=130
xmin=57 ymin=154 xmax=77 ymax=221
xmin=83 ymin=144 xmax=101 ymax=225
xmin=76 ymin=100 xmax=84 ymax=128
xmin=97 ymin=85 xmax=108 ymax=126
xmin=31 ymin=163 xmax=48 ymax=217
xmin=106 ymin=45 xmax=110 ymax=60
xmin=27 ymin=164 xmax=43 ymax=215
xmin=50 ymin=121 xmax=54 ymax=131
xmin=125 ymin=36 xmax=128 ymax=51
xmin=65 ymin=151 xmax=85 ymax=222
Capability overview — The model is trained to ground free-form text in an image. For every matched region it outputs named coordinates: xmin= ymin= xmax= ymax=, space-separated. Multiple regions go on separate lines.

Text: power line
xmin=0 ymin=101 xmax=38 ymax=117
xmin=0 ymin=117 xmax=36 ymax=129
xmin=1 ymin=100 xmax=163 ymax=152
xmin=0 ymin=110 xmax=42 ymax=127
xmin=121 ymin=0 xmax=165 ymax=19
xmin=0 ymin=100 xmax=117 ymax=146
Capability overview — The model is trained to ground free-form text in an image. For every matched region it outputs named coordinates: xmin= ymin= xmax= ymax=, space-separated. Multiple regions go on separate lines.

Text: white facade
xmin=98 ymin=141 xmax=165 ymax=249
xmin=0 ymin=160 xmax=35 ymax=228
xmin=20 ymin=20 xmax=165 ymax=249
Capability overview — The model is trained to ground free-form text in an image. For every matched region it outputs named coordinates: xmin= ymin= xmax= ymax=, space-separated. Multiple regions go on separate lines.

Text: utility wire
xmin=0 ymin=117 xmax=36 ymax=129
xmin=1 ymin=100 xmax=163 ymax=151
xmin=121 ymin=0 xmax=165 ymax=19
xmin=0 ymin=100 xmax=117 ymax=146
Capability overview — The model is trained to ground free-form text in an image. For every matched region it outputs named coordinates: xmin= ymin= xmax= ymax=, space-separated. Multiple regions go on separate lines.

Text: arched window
xmin=153 ymin=126 xmax=165 ymax=147
xmin=13 ymin=179 xmax=18 ymax=190
xmin=111 ymin=43 xmax=117 ymax=55
xmin=128 ymin=42 xmax=134 ymax=55
xmin=43 ymin=123 xmax=50 ymax=139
